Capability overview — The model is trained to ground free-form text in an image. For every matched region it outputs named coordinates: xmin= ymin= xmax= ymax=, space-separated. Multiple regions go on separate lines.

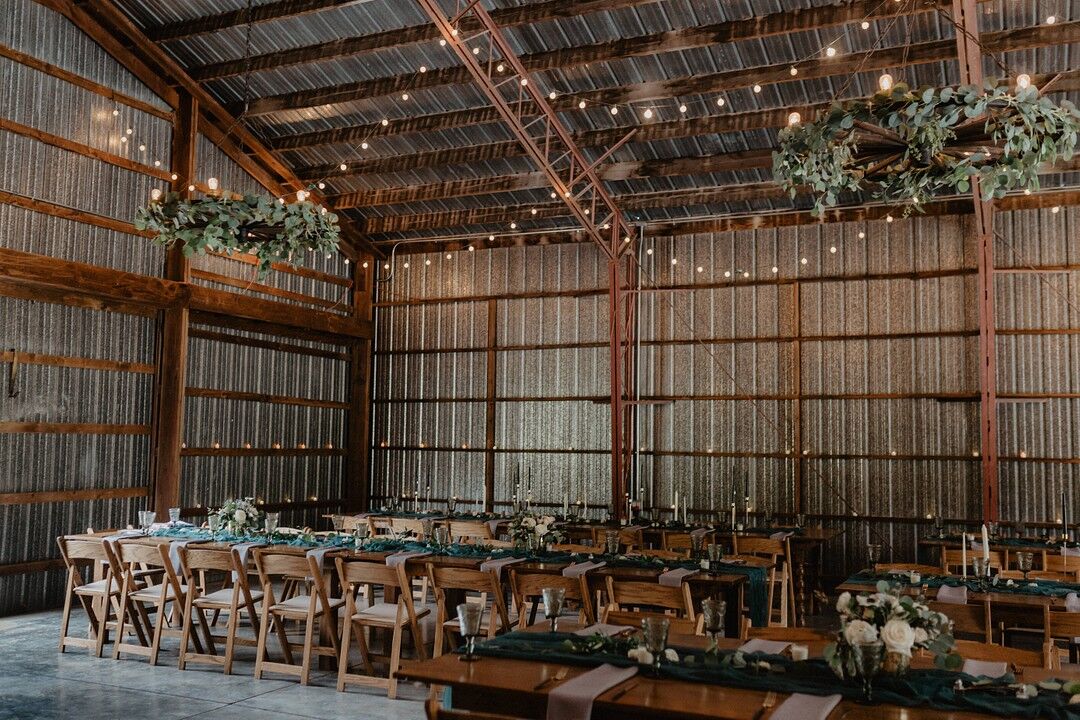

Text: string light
xmin=125 ymin=128 xmax=133 ymax=135
xmin=679 ymin=104 xmax=687 ymax=113
xmin=296 ymin=189 xmax=308 ymax=202
xmin=724 ymin=270 xmax=731 ymax=278
xmin=439 ymin=39 xmax=446 ymax=46
xmin=858 ymin=231 xmax=866 ymax=239
xmin=119 ymin=136 xmax=127 ymax=144
xmin=170 ymin=173 xmax=177 ymax=181
xmin=425 ymin=259 xmax=431 ymax=265
xmin=510 ymin=222 xmax=517 ymax=229
xmin=361 ymin=142 xmax=369 ymax=149
xmin=520 ymin=79 xmax=528 ymax=86
xmin=187 ymin=184 xmax=195 ymax=191
xmin=150 ymin=188 xmax=162 ymax=201
xmin=340 ymin=163 xmax=348 ymax=171
xmin=646 ymin=248 xmax=653 ymax=255
xmin=789 ymin=66 xmax=798 ymax=76
xmin=742 ymin=270 xmax=750 ymax=278
xmin=111 ymin=108 xmax=119 ymax=116
xmin=861 ymin=20 xmax=870 ymax=29
xmin=800 ymin=257 xmax=808 ymax=265
xmin=207 ymin=177 xmax=219 ymax=191
xmin=825 ymin=46 xmax=837 ymax=57
xmin=472 ymin=47 xmax=480 ymax=55
xmin=771 ymin=266 xmax=779 ymax=273
xmin=420 ymin=65 xmax=427 ymax=73
xmin=138 ymin=144 xmax=146 ymax=152
xmin=489 ymin=234 xmax=495 ymax=241
xmin=153 ymin=160 xmax=160 ymax=167
xmin=317 ymin=182 xmax=326 ymax=189
xmin=610 ymin=107 xmax=618 ymax=115
xmin=1052 ymin=206 xmax=1061 ymax=213
xmin=446 ymin=253 xmax=452 ymax=259
xmin=496 ymin=63 xmax=505 ymax=73
xmin=402 ymin=93 xmax=409 ymax=100
xmin=878 ymin=73 xmax=894 ymax=91
xmin=696 ymin=266 xmax=703 ymax=273
xmin=829 ymin=246 xmax=837 ymax=253
xmin=381 ymin=119 xmax=389 ymax=126
xmin=886 ymin=214 xmax=894 ymax=222
xmin=716 ymin=97 xmax=725 ymax=107
xmin=578 ymin=100 xmax=586 ymax=109
xmin=670 ymin=258 xmax=677 ymax=265
xmin=1016 ymin=74 xmax=1031 ymax=90
xmin=753 ymin=84 xmax=762 ymax=93
xmin=787 ymin=112 xmax=801 ymax=126
xmin=468 ymin=245 xmax=475 ymax=252
xmin=549 ymin=91 xmax=557 ymax=100
xmin=643 ymin=108 xmax=653 ymax=119
xmin=1046 ymin=15 xmax=1057 ymax=24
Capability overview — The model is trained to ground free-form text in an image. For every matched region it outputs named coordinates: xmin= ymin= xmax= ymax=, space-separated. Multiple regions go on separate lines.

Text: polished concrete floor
xmin=0 ymin=610 xmax=427 ymax=720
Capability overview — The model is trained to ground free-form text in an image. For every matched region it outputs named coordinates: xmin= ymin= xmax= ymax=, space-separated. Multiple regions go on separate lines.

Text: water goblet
xmin=353 ymin=522 xmax=370 ymax=548
xmin=457 ymin=603 xmax=483 ymax=661
xmin=795 ymin=513 xmax=807 ymax=529
xmin=138 ymin=510 xmax=156 ymax=533
xmin=447 ymin=497 xmax=457 ymax=515
xmin=690 ymin=532 xmax=705 ymax=559
xmin=987 ymin=522 xmax=999 ymax=539
xmin=701 ymin=597 xmax=726 ymax=643
xmin=866 ymin=543 xmax=882 ymax=570
xmin=706 ymin=543 xmax=724 ymax=570
xmin=264 ymin=512 xmax=279 ymax=535
xmin=604 ymin=530 xmax=620 ymax=555
xmin=207 ymin=513 xmax=222 ymax=535
xmin=434 ymin=526 xmax=450 ymax=546
xmin=934 ymin=516 xmax=946 ymax=538
xmin=1015 ymin=521 xmax=1027 ymax=539
xmin=853 ymin=641 xmax=883 ymax=701
xmin=168 ymin=507 xmax=181 ymax=524
xmin=331 ymin=514 xmax=345 ymax=532
xmin=972 ymin=556 xmax=987 ymax=580
xmin=542 ymin=587 xmax=566 ymax=632
xmin=641 ymin=617 xmax=670 ymax=674
xmin=1017 ymin=551 xmax=1034 ymax=580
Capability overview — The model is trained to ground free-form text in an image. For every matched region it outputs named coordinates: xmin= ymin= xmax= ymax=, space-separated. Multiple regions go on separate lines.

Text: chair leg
xmin=254 ymin=605 xmax=272 ymax=680
xmin=433 ymin=614 xmax=445 ymax=658
xmin=149 ymin=601 xmax=168 ymax=666
xmin=387 ymin=624 xmax=403 ymax=699
xmin=300 ymin=613 xmax=317 ymax=686
xmin=178 ymin=594 xmax=195 ymax=671
xmin=58 ymin=574 xmax=75 ymax=652
xmin=223 ymin=598 xmax=240 ymax=675
xmin=337 ymin=614 xmax=353 ymax=692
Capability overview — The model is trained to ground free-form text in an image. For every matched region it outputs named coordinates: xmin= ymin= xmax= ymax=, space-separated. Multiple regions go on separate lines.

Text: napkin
xmin=479 ymin=556 xmax=525 ymax=579
xmin=770 ymin=531 xmax=794 ymax=541
xmin=738 ymin=639 xmax=790 ymax=655
xmin=690 ymin=528 xmax=711 ymax=539
xmin=573 ymin=623 xmax=634 ymax=637
xmin=149 ymin=521 xmax=193 ymax=531
xmin=1066 ymin=592 xmax=1080 ymax=613
xmin=545 ymin=663 xmax=638 ymax=720
xmin=562 ymin=560 xmax=605 ymax=578
xmin=658 ymin=567 xmax=697 ymax=587
xmin=486 ymin=519 xmax=503 ymax=537
xmin=230 ymin=542 xmax=265 ymax=582
xmin=1061 ymin=547 xmax=1080 ymax=557
xmin=769 ymin=693 xmax=842 ymax=720
xmin=168 ymin=540 xmax=196 ymax=574
xmin=935 ymin=584 xmax=968 ymax=604
xmin=385 ymin=550 xmax=431 ymax=568
xmin=306 ymin=547 xmax=333 ymax=577
xmin=102 ymin=529 xmax=143 ymax=544
xmin=962 ymin=659 xmax=1009 ymax=678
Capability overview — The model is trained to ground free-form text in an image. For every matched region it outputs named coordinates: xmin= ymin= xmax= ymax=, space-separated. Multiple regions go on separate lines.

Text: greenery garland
xmin=136 ymin=191 xmax=341 ymax=275
xmin=773 ymin=83 xmax=1080 ymax=215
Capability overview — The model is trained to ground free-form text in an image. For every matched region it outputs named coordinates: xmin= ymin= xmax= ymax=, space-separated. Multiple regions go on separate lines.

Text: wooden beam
xmin=181 ymin=446 xmax=346 ymax=457
xmin=209 ymin=250 xmax=352 ymax=287
xmin=0 ymin=487 xmax=148 ymax=505
xmin=345 ymin=260 xmax=374 ymax=512
xmin=0 ymin=350 xmax=154 ymax=374
xmin=206 ymin=0 xmax=934 ymax=84
xmin=0 ymin=422 xmax=150 ymax=434
xmin=0 ymin=559 xmax=66 ymax=577
xmin=191 ymin=268 xmax=350 ymax=312
xmin=185 ymin=386 xmax=351 ymax=410
xmin=0 ymin=189 xmax=149 ymax=237
xmin=484 ymin=299 xmax=497 ymax=513
xmin=0 ymin=43 xmax=172 ymax=121
xmin=188 ymin=326 xmax=350 ymax=361
xmin=188 ymin=284 xmax=369 ymax=340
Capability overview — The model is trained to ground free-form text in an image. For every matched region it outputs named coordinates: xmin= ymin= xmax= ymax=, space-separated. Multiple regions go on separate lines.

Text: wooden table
xmin=398 ymin=622 xmax=1080 ymax=719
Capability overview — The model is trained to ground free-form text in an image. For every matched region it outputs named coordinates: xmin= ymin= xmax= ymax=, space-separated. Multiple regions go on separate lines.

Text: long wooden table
xmin=398 ymin=621 xmax=1080 ymax=719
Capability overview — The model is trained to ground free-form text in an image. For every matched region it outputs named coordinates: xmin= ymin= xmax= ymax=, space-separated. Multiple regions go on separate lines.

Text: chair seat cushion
xmin=271 ymin=594 xmax=344 ymax=614
xmin=74 ymin=578 xmax=121 ymax=596
xmin=195 ymin=587 xmax=264 ymax=608
xmin=131 ymin=583 xmax=188 ymax=602
xmin=349 ymin=601 xmax=431 ymax=625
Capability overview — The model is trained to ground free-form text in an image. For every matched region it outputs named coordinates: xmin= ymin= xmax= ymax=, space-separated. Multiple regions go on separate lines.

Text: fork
xmin=532 ymin=667 xmax=569 ymax=691
xmin=751 ymin=690 xmax=777 ymax=720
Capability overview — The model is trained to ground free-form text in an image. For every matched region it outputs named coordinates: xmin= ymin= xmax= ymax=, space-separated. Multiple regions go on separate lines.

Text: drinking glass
xmin=434 ymin=526 xmax=450 ymax=546
xmin=207 ymin=514 xmax=222 ymax=534
xmin=542 ymin=587 xmax=566 ymax=632
xmin=421 ymin=518 xmax=435 ymax=540
xmin=972 ymin=556 xmax=987 ymax=578
xmin=853 ymin=641 xmax=883 ymax=701
xmin=641 ymin=617 xmax=670 ymax=673
xmin=331 ymin=514 xmax=345 ymax=532
xmin=1017 ymin=551 xmax=1034 ymax=580
xmin=934 ymin=516 xmax=946 ymax=538
xmin=457 ymin=603 xmax=483 ymax=661
xmin=690 ymin=532 xmax=705 ymax=558
xmin=795 ymin=513 xmax=806 ymax=529
xmin=707 ymin=543 xmax=724 ymax=568
xmin=701 ymin=597 xmax=725 ymax=642
xmin=138 ymin=510 xmax=156 ymax=533
xmin=168 ymin=507 xmax=181 ymax=524
xmin=1015 ymin=521 xmax=1027 ymax=539
xmin=987 ymin=522 xmax=999 ymax=539
xmin=447 ymin=497 xmax=457 ymax=515
xmin=353 ymin=522 xmax=370 ymax=548
xmin=264 ymin=512 xmax=279 ymax=534
xmin=866 ymin=543 xmax=882 ymax=569
xmin=604 ymin=530 xmax=620 ymax=555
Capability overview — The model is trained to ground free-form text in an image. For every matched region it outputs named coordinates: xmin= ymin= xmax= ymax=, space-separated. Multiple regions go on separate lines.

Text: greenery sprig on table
xmin=773 ymin=82 xmax=1080 ymax=215
xmin=135 ymin=191 xmax=340 ymax=276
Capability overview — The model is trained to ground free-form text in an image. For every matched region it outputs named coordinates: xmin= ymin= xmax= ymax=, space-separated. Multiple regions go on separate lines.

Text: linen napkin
xmin=658 ymin=567 xmax=697 ymax=587
xmin=230 ymin=541 xmax=265 ymax=582
xmin=102 ymin=529 xmax=143 ymax=544
xmin=690 ymin=528 xmax=710 ymax=539
xmin=573 ymin=623 xmax=634 ymax=637
xmin=1061 ymin=547 xmax=1080 ymax=557
xmin=962 ymin=659 xmax=1009 ymax=678
xmin=738 ymin=639 xmax=790 ymax=655
xmin=770 ymin=531 xmax=794 ymax=541
xmin=545 ymin=663 xmax=638 ymax=720
xmin=479 ymin=556 xmax=525 ymax=579
xmin=935 ymin=584 xmax=968 ymax=604
xmin=486 ymin=519 xmax=503 ymax=537
xmin=562 ymin=560 xmax=605 ymax=578
xmin=306 ymin=547 xmax=333 ymax=578
xmin=168 ymin=540 xmax=196 ymax=574
xmin=769 ymin=693 xmax=842 ymax=720
xmin=385 ymin=550 xmax=431 ymax=568
xmin=149 ymin=521 xmax=193 ymax=532
xmin=1065 ymin=592 xmax=1080 ymax=612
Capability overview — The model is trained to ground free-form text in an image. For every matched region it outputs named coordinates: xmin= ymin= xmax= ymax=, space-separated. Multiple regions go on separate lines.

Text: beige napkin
xmin=479 ymin=556 xmax=525 ymax=579
xmin=572 ymin=623 xmax=634 ymax=637
xmin=545 ymin=663 xmax=638 ymax=720
xmin=770 ymin=693 xmax=842 ymax=720
xmin=935 ymin=584 xmax=968 ymax=604
xmin=386 ymin=550 xmax=431 ymax=568
xmin=738 ymin=639 xmax=790 ymax=655
xmin=962 ymin=659 xmax=1008 ymax=678
xmin=562 ymin=560 xmax=605 ymax=578
xmin=658 ymin=567 xmax=697 ymax=587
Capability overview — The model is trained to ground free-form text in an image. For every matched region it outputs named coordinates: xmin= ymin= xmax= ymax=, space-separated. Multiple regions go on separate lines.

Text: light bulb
xmin=138 ymin=144 xmax=146 ymax=151
xmin=451 ymin=28 xmax=458 ymax=36
xmin=154 ymin=160 xmax=160 ymax=166
xmin=296 ymin=190 xmax=308 ymax=202
xmin=402 ymin=93 xmax=409 ymax=100
xmin=439 ymin=39 xmax=446 ymax=46
xmin=112 ymin=108 xmax=119 ymax=116
xmin=520 ymin=78 xmax=528 ymax=86
xmin=420 ymin=65 xmax=427 ymax=73
xmin=679 ymin=104 xmax=687 ymax=113
xmin=207 ymin=177 xmax=219 ymax=191
xmin=340 ymin=163 xmax=348 ymax=171
xmin=578 ymin=100 xmax=586 ymax=109
xmin=361 ymin=142 xmax=369 ymax=149
xmin=696 ymin=266 xmax=703 ymax=273
xmin=425 ymin=259 xmax=431 ymax=265
xmin=787 ymin=112 xmax=801 ymax=126
xmin=1046 ymin=15 xmax=1056 ymax=24
xmin=829 ymin=246 xmax=837 ymax=253
xmin=383 ymin=263 xmax=390 ymax=270
xmin=446 ymin=253 xmax=452 ymax=259
xmin=150 ymin=188 xmax=162 ymax=201
xmin=1016 ymin=73 xmax=1031 ymax=89
xmin=858 ymin=231 xmax=866 ymax=238
xmin=510 ymin=222 xmax=517 ymax=229
xmin=496 ymin=63 xmax=504 ymax=73
xmin=825 ymin=46 xmax=837 ymax=57
xmin=646 ymin=248 xmax=653 ymax=255
xmin=716 ymin=97 xmax=725 ymax=107
xmin=468 ymin=245 xmax=475 ymax=251
xmin=120 ymin=136 xmax=127 ymax=143
xmin=549 ymin=91 xmax=557 ymax=99
xmin=187 ymin=184 xmax=195 ymax=192
xmin=771 ymin=266 xmax=778 ymax=273
xmin=790 ymin=66 xmax=798 ymax=76
xmin=170 ymin=173 xmax=177 ymax=180
xmin=472 ymin=47 xmax=480 ymax=55
xmin=403 ymin=262 xmax=411 ymax=268
xmin=671 ymin=258 xmax=677 ymax=265
xmin=550 ymin=192 xmax=557 ymax=199
xmin=381 ymin=119 xmax=389 ymax=126
xmin=724 ymin=270 xmax=731 ymax=278
xmin=753 ymin=84 xmax=762 ymax=93
xmin=531 ymin=208 xmax=538 ymax=215
xmin=318 ymin=182 xmax=326 ymax=189
xmin=1052 ymin=206 xmax=1061 ymax=213
xmin=886 ymin=214 xmax=894 ymax=222
xmin=861 ymin=20 xmax=870 ymax=29
xmin=488 ymin=235 xmax=495 ymax=241
xmin=878 ymin=73 xmax=894 ymax=91
xmin=643 ymin=108 xmax=653 ymax=119
xmin=800 ymin=257 xmax=808 ymax=265
xmin=125 ymin=128 xmax=133 ymax=135
xmin=610 ymin=107 xmax=618 ymax=115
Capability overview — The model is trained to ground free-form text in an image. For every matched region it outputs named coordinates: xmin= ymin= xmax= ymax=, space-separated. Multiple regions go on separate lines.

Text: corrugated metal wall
xmin=372 ymin=209 xmax=1079 ymax=578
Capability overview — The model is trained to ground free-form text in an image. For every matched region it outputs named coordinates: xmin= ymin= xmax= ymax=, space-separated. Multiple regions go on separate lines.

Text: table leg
xmin=796 ymin=560 xmax=808 ymax=627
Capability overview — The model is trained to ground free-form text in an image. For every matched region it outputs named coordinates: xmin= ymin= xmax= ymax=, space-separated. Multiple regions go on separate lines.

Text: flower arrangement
xmin=210 ymin=497 xmax=264 ymax=536
xmin=136 ymin=191 xmax=340 ymax=276
xmin=826 ymin=581 xmax=959 ymax=680
xmin=508 ymin=511 xmax=565 ymax=548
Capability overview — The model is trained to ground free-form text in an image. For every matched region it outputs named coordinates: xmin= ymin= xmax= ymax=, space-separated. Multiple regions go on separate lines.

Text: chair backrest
xmin=340 ymin=515 xmax=367 ymax=531
xmin=631 ymin=548 xmax=687 ymax=561
xmin=337 ymin=556 xmax=404 ymax=590
xmin=874 ymin=563 xmax=942 ymax=575
xmin=954 ymin=639 xmax=1045 ymax=668
xmin=254 ymin=547 xmax=335 ymax=611
xmin=747 ymin=626 xmax=830 ymax=642
xmin=604 ymin=577 xmax=695 ymax=619
xmin=391 ymin=517 xmax=427 ymax=538
xmin=113 ymin=539 xmax=169 ymax=568
xmin=370 ymin=516 xmax=394 ymax=535
xmin=664 ymin=532 xmax=705 ymax=552
xmin=928 ymin=600 xmax=990 ymax=641
xmin=1045 ymin=609 xmax=1080 ymax=641
xmin=179 ymin=544 xmax=235 ymax=575
xmin=427 ymin=563 xmax=509 ymax=630
xmin=942 ymin=548 xmax=1004 ymax=572
xmin=508 ymin=569 xmax=592 ymax=626
xmin=57 ymin=536 xmax=112 ymax=563
xmin=733 ymin=536 xmax=786 ymax=559
xmin=449 ymin=521 xmax=492 ymax=540
xmin=549 ymin=543 xmax=597 ymax=554
xmin=602 ymin=608 xmax=699 ymax=636
xmin=1044 ymin=553 xmax=1080 ymax=578
xmin=998 ymin=569 xmax=1077 ymax=583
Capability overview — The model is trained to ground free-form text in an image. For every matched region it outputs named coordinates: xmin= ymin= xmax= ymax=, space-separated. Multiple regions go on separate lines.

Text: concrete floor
xmin=0 ymin=610 xmax=427 ymax=720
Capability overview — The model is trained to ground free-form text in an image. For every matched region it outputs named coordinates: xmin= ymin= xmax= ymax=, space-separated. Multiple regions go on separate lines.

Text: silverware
xmin=751 ymin=690 xmax=777 ymax=720
xmin=532 ymin=666 xmax=568 ymax=691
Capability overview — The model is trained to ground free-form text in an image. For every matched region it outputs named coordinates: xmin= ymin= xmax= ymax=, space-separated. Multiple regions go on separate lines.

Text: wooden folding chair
xmin=449 ymin=520 xmax=494 ymax=543
xmin=1043 ymin=553 xmax=1080 ymax=581
xmin=508 ymin=568 xmax=593 ymax=629
xmin=253 ymin=548 xmax=344 ymax=685
xmin=112 ymin=540 xmax=192 ymax=665
xmin=941 ymin=548 xmax=1004 ymax=575
xmin=390 ymin=517 xmax=428 ymax=539
xmin=953 ymin=639 xmax=1046 ymax=669
xmin=177 ymin=544 xmax=264 ymax=674
xmin=335 ymin=556 xmax=429 ymax=697
xmin=427 ymin=563 xmax=510 ymax=657
xmin=928 ymin=599 xmax=992 ymax=643
xmin=1043 ymin=606 xmax=1080 ymax=668
xmin=602 ymin=609 xmax=699 ymax=636
xmin=663 ymin=531 xmax=708 ymax=556
xmin=549 ymin=543 xmax=598 ymax=554
xmin=733 ymin=535 xmax=795 ymax=627
xmin=56 ymin=536 xmax=128 ymax=657
xmin=747 ymin=626 xmax=830 ymax=642
xmin=632 ymin=548 xmax=687 ymax=561
xmin=874 ymin=563 xmax=942 ymax=576
xmin=602 ymin=576 xmax=697 ymax=632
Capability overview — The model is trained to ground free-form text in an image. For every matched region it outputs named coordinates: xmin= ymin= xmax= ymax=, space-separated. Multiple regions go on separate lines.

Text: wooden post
xmin=484 ymin=299 xmax=497 ymax=512
xmin=345 ymin=258 xmax=374 ymax=512
xmin=792 ymin=281 xmax=803 ymax=515
xmin=952 ymin=0 xmax=999 ymax=521
xmin=149 ymin=91 xmax=195 ymax=517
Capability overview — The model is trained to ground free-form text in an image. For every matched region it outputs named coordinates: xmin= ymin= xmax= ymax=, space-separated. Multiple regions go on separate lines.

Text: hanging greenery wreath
xmin=136 ymin=192 xmax=341 ymax=276
xmin=773 ymin=82 xmax=1080 ymax=216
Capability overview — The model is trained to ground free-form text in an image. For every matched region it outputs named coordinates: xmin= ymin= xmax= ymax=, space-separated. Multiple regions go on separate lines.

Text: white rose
xmin=234 ymin=509 xmax=247 ymax=523
xmin=522 ymin=517 xmax=537 ymax=528
xmin=627 ymin=647 xmax=653 ymax=665
xmin=535 ymin=523 xmax=549 ymax=536
xmin=542 ymin=516 xmax=555 ymax=525
xmin=880 ymin=619 xmax=915 ymax=657
xmin=913 ymin=628 xmax=928 ymax=645
xmin=843 ymin=620 xmax=879 ymax=646
xmin=835 ymin=592 xmax=852 ymax=613
xmin=664 ymin=648 xmax=679 ymax=662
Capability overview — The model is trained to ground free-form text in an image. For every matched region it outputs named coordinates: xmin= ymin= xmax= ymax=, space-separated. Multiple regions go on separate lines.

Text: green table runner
xmin=846 ymin=570 xmax=1080 ymax=600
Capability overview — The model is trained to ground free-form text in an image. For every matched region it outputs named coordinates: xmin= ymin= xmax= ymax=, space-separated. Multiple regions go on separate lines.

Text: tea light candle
xmin=790 ymin=644 xmax=809 ymax=661
xmin=909 ymin=571 xmax=921 ymax=585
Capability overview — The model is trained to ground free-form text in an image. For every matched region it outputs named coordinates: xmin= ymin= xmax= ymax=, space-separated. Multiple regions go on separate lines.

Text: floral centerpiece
xmin=827 ymin=581 xmax=959 ymax=681
xmin=210 ymin=497 xmax=264 ymax=536
xmin=508 ymin=511 xmax=565 ymax=549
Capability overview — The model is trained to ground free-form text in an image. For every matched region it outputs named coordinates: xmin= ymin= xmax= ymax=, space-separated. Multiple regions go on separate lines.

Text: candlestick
xmin=961 ymin=534 xmax=967 ymax=579
xmin=730 ymin=502 xmax=736 ymax=529
xmin=1063 ymin=491 xmax=1069 ymax=541
xmin=980 ymin=524 xmax=990 ymax=564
